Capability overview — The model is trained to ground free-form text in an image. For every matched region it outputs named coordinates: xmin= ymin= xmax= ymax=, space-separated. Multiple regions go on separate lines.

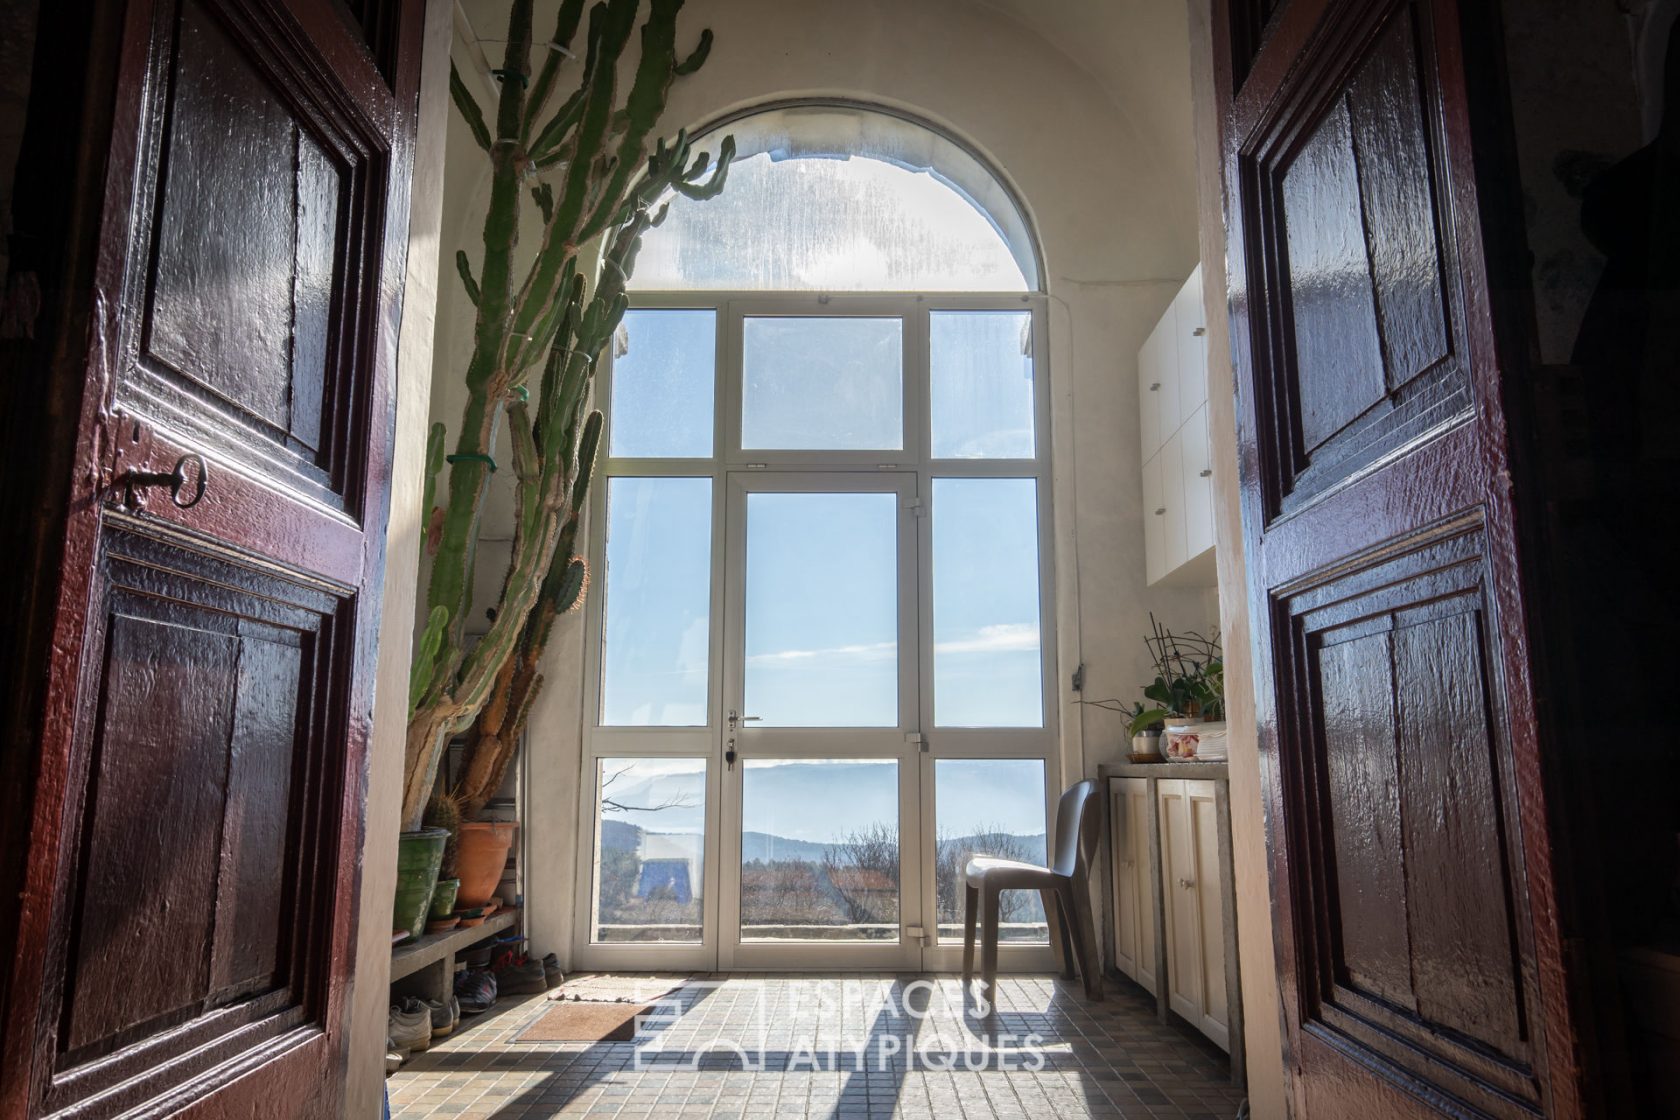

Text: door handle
xmin=726 ymin=738 xmax=737 ymax=771
xmin=1177 ymin=877 xmax=1196 ymax=890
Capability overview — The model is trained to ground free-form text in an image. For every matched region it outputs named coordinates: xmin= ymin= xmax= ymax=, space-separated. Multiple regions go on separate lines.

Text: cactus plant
xmin=403 ymin=0 xmax=732 ymax=830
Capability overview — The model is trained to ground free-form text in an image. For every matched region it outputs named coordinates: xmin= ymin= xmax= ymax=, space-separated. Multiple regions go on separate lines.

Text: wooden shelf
xmin=390 ymin=907 xmax=520 ymax=983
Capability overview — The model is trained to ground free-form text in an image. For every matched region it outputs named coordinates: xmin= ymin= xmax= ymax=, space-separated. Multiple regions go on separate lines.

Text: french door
xmin=573 ymin=294 xmax=1059 ymax=973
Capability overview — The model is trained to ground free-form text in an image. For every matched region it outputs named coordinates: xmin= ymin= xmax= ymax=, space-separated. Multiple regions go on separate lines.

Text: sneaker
xmin=455 ymin=968 xmax=497 ymax=1014
xmin=388 ymin=997 xmax=432 ymax=1054
xmin=540 ymin=953 xmax=563 ymax=990
xmin=493 ymin=954 xmax=548 ymax=996
xmin=424 ymin=995 xmax=458 ymax=1038
xmin=384 ymin=1037 xmax=404 ymax=1074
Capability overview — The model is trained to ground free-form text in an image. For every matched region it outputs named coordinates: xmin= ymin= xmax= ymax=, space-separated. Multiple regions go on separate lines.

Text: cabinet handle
xmin=1192 ymin=327 xmax=1206 ymax=337
xmin=1149 ymin=382 xmax=1161 ymax=391
xmin=1154 ymin=507 xmax=1166 ymax=516
xmin=1178 ymin=877 xmax=1196 ymax=890
xmin=1198 ymin=469 xmax=1212 ymax=478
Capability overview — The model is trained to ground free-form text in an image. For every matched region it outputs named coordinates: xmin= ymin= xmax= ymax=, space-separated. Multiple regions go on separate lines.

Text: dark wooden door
xmin=0 ymin=0 xmax=422 ymax=1115
xmin=1214 ymin=1 xmax=1591 ymax=1117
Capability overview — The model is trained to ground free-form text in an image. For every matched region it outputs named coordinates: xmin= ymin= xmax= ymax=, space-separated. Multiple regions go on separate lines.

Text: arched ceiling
xmin=965 ymin=0 xmax=1196 ymax=188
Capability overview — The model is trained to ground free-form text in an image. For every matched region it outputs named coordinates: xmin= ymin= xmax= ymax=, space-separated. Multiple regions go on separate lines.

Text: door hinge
xmin=906 ymin=731 xmax=926 ymax=752
xmin=904 ymin=496 xmax=926 ymax=517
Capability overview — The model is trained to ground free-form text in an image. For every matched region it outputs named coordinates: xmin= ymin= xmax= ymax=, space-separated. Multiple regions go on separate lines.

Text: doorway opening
xmin=570 ymin=103 xmax=1058 ymax=973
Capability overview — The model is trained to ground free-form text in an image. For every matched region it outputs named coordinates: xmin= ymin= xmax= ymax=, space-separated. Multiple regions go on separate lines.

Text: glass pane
xmin=930 ymin=311 xmax=1035 ymax=458
xmin=593 ymin=758 xmax=706 ymax=943
xmin=740 ymin=759 xmax=899 ymax=941
xmin=745 ymin=492 xmax=898 ymax=727
xmin=600 ymin=478 xmax=711 ymax=725
xmin=629 ymin=105 xmax=1033 ymax=292
xmin=608 ymin=309 xmax=716 ymax=457
xmin=934 ymin=759 xmax=1048 ymax=944
xmin=741 ymin=317 xmax=903 ymax=450
xmin=931 ymin=479 xmax=1043 ymax=727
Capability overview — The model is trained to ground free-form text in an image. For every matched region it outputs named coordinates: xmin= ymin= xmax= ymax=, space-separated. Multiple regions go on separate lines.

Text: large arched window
xmin=578 ymin=104 xmax=1057 ymax=975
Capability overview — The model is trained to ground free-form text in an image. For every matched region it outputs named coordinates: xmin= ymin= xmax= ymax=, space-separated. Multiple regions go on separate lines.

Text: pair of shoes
xmin=540 ymin=953 xmax=563 ymax=990
xmin=384 ymin=1037 xmax=403 ymax=1074
xmin=455 ymin=968 xmax=497 ymax=1014
xmin=388 ymin=997 xmax=432 ymax=1056
xmin=425 ymin=994 xmax=460 ymax=1038
xmin=493 ymin=952 xmax=548 ymax=995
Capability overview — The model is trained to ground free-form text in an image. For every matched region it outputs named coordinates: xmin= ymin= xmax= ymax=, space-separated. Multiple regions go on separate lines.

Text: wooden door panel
xmin=1244 ymin=0 xmax=1466 ymax=517
xmin=2 ymin=0 xmax=421 ymax=1113
xmin=1217 ymin=0 xmax=1589 ymax=1113
xmin=122 ymin=0 xmax=386 ymax=512
xmin=42 ymin=524 xmax=346 ymax=1115
xmin=1282 ymin=527 xmax=1536 ymax=1112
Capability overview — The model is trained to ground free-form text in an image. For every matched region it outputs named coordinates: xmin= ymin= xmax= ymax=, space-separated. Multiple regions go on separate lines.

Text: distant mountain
xmin=600 ymin=817 xmax=1045 ymax=867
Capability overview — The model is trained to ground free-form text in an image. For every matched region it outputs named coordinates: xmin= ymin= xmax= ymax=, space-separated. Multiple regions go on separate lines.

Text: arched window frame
xmin=573 ymin=102 xmax=1060 ymax=975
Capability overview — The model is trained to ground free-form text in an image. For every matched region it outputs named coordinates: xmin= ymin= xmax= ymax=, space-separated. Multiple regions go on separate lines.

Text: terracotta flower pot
xmin=455 ymin=821 xmax=516 ymax=908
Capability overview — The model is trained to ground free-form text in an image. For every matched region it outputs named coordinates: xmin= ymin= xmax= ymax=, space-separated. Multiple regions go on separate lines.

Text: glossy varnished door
xmin=1214 ymin=0 xmax=1588 ymax=1116
xmin=1 ymin=0 xmax=421 ymax=1115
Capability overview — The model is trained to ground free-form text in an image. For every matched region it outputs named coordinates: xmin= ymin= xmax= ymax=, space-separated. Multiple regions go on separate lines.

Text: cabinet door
xmin=1176 ymin=265 xmax=1209 ymax=427
xmin=1162 ymin=427 xmax=1189 ymax=574
xmin=1110 ymin=782 xmax=1140 ymax=981
xmin=1155 ymin=310 xmax=1182 ymax=450
xmin=1130 ymin=780 xmax=1157 ymax=994
xmin=1187 ymin=779 xmax=1230 ymax=1050
xmin=1143 ymin=449 xmax=1166 ymax=584
xmin=1183 ymin=403 xmax=1215 ymax=560
xmin=1138 ymin=328 xmax=1163 ymax=458
xmin=1159 ymin=779 xmax=1203 ymax=1024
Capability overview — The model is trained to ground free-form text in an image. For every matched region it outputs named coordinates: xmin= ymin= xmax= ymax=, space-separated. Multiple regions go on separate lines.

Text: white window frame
xmin=572 ymin=291 xmax=1058 ymax=973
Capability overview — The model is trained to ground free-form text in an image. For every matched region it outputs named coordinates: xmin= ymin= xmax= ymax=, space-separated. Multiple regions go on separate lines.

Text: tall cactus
xmin=404 ymin=0 xmax=732 ymax=830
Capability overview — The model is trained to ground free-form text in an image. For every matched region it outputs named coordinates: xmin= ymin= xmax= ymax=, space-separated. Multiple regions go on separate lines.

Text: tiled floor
xmin=387 ymin=975 xmax=1246 ymax=1119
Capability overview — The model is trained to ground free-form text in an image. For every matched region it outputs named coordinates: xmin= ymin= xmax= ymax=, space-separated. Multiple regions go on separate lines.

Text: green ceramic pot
xmin=392 ymin=828 xmax=448 ymax=944
xmin=428 ymin=877 xmax=460 ymax=922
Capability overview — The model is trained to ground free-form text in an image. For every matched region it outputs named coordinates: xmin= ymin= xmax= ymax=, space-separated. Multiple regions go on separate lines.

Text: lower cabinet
xmin=1158 ymin=779 xmax=1230 ymax=1050
xmin=1109 ymin=777 xmax=1156 ymax=993
xmin=1106 ymin=770 xmax=1238 ymax=1067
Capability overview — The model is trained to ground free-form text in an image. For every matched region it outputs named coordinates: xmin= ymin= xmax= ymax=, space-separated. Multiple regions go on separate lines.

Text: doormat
xmin=515 ymin=1000 xmax=651 ymax=1043
xmin=548 ymin=972 xmax=689 ymax=1004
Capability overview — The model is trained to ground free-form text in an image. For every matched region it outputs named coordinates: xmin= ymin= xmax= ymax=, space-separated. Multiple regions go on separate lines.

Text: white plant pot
xmin=1130 ymin=731 xmax=1163 ymax=760
xmin=1163 ymin=718 xmax=1206 ymax=760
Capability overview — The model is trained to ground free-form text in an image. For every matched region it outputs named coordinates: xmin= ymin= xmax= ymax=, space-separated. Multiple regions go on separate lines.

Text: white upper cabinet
xmin=1138 ymin=328 xmax=1163 ymax=458
xmin=1183 ymin=403 xmax=1215 ymax=561
xmin=1174 ymin=265 xmax=1208 ymax=429
xmin=1138 ymin=266 xmax=1216 ymax=586
xmin=1142 ymin=448 xmax=1166 ymax=585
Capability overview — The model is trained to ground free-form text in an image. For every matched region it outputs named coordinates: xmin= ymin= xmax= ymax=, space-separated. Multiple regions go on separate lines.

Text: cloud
xmin=934 ymin=623 xmax=1039 ymax=655
xmin=746 ymin=640 xmax=897 ymax=666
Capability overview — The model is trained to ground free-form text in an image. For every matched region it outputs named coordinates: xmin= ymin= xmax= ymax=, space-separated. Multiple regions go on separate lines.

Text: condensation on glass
xmin=741 ymin=316 xmax=903 ymax=450
xmin=628 ymin=105 xmax=1038 ymax=293
xmin=930 ymin=310 xmax=1035 ymax=458
xmin=608 ymin=309 xmax=716 ymax=458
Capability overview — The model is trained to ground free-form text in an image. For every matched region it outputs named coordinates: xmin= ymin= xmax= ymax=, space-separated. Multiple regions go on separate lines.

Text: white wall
xmin=433 ymin=0 xmax=1233 ymax=986
xmin=344 ymin=0 xmax=454 ymax=1113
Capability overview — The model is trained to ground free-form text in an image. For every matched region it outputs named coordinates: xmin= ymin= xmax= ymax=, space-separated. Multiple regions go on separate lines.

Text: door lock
xmin=726 ymin=709 xmax=761 ymax=731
